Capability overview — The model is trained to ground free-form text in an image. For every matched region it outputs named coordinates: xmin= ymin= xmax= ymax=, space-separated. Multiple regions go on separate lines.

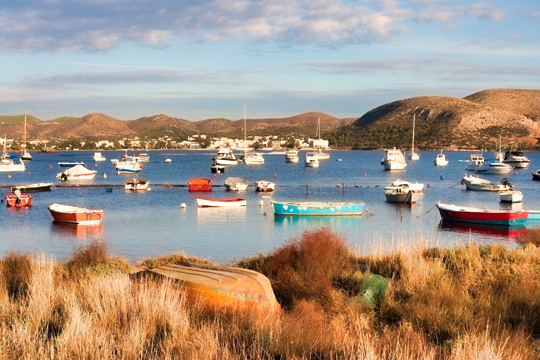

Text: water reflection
xmin=50 ymin=221 xmax=103 ymax=239
xmin=196 ymin=206 xmax=247 ymax=224
xmin=438 ymin=220 xmax=527 ymax=240
xmin=273 ymin=215 xmax=365 ymax=230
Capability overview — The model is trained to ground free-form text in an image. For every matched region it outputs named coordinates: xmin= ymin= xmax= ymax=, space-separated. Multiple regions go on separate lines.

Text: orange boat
xmin=48 ymin=204 xmax=103 ymax=224
xmin=5 ymin=193 xmax=32 ymax=207
xmin=148 ymin=262 xmax=279 ymax=311
xmin=188 ymin=178 xmax=212 ymax=191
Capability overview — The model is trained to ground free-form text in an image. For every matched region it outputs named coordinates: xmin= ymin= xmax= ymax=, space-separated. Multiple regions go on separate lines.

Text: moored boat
xmin=464 ymin=154 xmax=484 ymax=171
xmin=272 ymin=201 xmax=364 ymax=216
xmin=499 ymin=190 xmax=523 ymax=203
xmin=137 ymin=153 xmax=150 ymax=163
xmin=57 ymin=164 xmax=97 ymax=181
xmin=285 ymin=149 xmax=299 ymax=163
xmin=164 ymin=157 xmax=172 ymax=163
xmin=125 ymin=179 xmax=150 ymax=191
xmin=243 ymin=150 xmax=265 ymax=165
xmin=10 ymin=182 xmax=54 ymax=193
xmin=436 ymin=202 xmax=529 ymax=226
xmin=385 ymin=187 xmax=417 ymax=204
xmin=503 ymin=150 xmax=530 ymax=169
xmin=305 ymin=152 xmax=319 ymax=167
xmin=58 ymin=161 xmax=86 ymax=168
xmin=210 ymin=162 xmax=225 ymax=173
xmin=5 ymin=193 xmax=32 ymax=207
xmin=224 ymin=177 xmax=248 ymax=191
xmin=531 ymin=169 xmax=540 ymax=180
xmin=461 ymin=174 xmax=512 ymax=191
xmin=214 ymin=148 xmax=238 ymax=165
xmin=474 ymin=160 xmax=513 ymax=175
xmin=381 ymin=148 xmax=406 ymax=170
xmin=433 ymin=150 xmax=449 ymax=166
xmin=115 ymin=160 xmax=142 ymax=174
xmin=255 ymin=180 xmax=275 ymax=192
xmin=92 ymin=152 xmax=106 ymax=162
xmin=196 ymin=197 xmax=246 ymax=207
xmin=48 ymin=204 xmax=104 ymax=224
xmin=188 ymin=178 xmax=212 ymax=191
xmin=384 ymin=179 xmax=424 ymax=193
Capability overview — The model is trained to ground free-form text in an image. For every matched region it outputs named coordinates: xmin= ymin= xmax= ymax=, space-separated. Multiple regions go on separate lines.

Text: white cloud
xmin=416 ymin=2 xmax=506 ymax=23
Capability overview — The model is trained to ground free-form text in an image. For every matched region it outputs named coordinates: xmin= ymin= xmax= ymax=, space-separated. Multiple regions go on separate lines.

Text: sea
xmin=1 ymin=149 xmax=539 ymax=264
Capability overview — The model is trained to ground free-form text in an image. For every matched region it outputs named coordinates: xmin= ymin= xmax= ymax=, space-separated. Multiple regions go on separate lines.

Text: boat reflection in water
xmin=196 ymin=206 xmax=247 ymax=224
xmin=438 ymin=220 xmax=527 ymax=240
xmin=273 ymin=214 xmax=365 ymax=230
xmin=50 ymin=221 xmax=103 ymax=240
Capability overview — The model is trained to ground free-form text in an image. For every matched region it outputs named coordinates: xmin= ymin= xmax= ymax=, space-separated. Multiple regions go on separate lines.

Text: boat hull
xmin=499 ymin=191 xmax=523 ymax=203
xmin=125 ymin=180 xmax=149 ymax=191
xmin=189 ymin=179 xmax=212 ymax=191
xmin=437 ymin=203 xmax=529 ymax=226
xmin=10 ymin=183 xmax=53 ymax=193
xmin=5 ymin=194 xmax=32 ymax=207
xmin=385 ymin=191 xmax=417 ymax=204
xmin=272 ymin=201 xmax=364 ymax=216
xmin=48 ymin=204 xmax=103 ymax=224
xmin=381 ymin=160 xmax=406 ymax=170
xmin=196 ymin=197 xmax=246 ymax=207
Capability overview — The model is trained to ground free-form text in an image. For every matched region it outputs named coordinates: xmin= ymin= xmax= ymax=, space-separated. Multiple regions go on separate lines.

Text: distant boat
xmin=503 ymin=150 xmax=530 ymax=168
xmin=0 ymin=137 xmax=25 ymax=172
xmin=137 ymin=153 xmax=150 ymax=163
xmin=115 ymin=160 xmax=142 ymax=174
xmin=433 ymin=150 xmax=449 ymax=166
xmin=436 ymin=202 xmax=529 ymax=226
xmin=214 ymin=148 xmax=238 ymax=165
xmin=464 ymin=153 xmax=484 ymax=171
xmin=381 ymin=148 xmax=406 ymax=170
xmin=532 ymin=169 xmax=540 ymax=180
xmin=58 ymin=161 xmax=86 ymax=168
xmin=125 ymin=179 xmax=150 ymax=191
xmin=255 ymin=180 xmax=275 ymax=192
xmin=48 ymin=204 xmax=103 ymax=224
xmin=21 ymin=115 xmax=32 ymax=161
xmin=188 ymin=178 xmax=212 ymax=191
xmin=10 ymin=182 xmax=53 ymax=193
xmin=315 ymin=117 xmax=330 ymax=160
xmin=305 ymin=152 xmax=320 ymax=167
xmin=242 ymin=102 xmax=264 ymax=165
xmin=224 ymin=177 xmax=248 ymax=191
xmin=500 ymin=190 xmax=523 ymax=203
xmin=408 ymin=113 xmax=419 ymax=161
xmin=474 ymin=161 xmax=513 ymax=175
xmin=385 ymin=187 xmax=417 ymax=204
xmin=196 ymin=197 xmax=246 ymax=208
xmin=272 ymin=201 xmax=364 ymax=216
xmin=285 ymin=149 xmax=299 ymax=163
xmin=92 ymin=152 xmax=106 ymax=162
xmin=164 ymin=157 xmax=172 ymax=163
xmin=5 ymin=193 xmax=32 ymax=207
xmin=384 ymin=179 xmax=424 ymax=193
xmin=57 ymin=164 xmax=97 ymax=181
xmin=210 ymin=162 xmax=225 ymax=173
xmin=461 ymin=174 xmax=512 ymax=191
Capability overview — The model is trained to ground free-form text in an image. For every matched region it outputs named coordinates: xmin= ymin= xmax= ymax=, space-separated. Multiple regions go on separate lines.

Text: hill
xmin=464 ymin=89 xmax=540 ymax=121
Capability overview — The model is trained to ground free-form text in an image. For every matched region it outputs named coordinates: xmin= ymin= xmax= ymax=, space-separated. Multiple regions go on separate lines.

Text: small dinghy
xmin=196 ymin=197 xmax=246 ymax=207
xmin=48 ymin=204 xmax=103 ymax=224
xmin=5 ymin=191 xmax=32 ymax=207
xmin=125 ymin=179 xmax=150 ymax=191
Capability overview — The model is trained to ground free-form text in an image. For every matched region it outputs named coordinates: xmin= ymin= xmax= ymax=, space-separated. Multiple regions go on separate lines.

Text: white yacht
xmin=92 ymin=152 xmax=106 ymax=162
xmin=285 ymin=149 xmax=299 ymax=163
xmin=214 ymin=148 xmax=238 ymax=165
xmin=475 ymin=160 xmax=513 ymax=175
xmin=502 ymin=150 xmax=530 ymax=169
xmin=464 ymin=153 xmax=484 ymax=171
xmin=433 ymin=150 xmax=449 ymax=166
xmin=381 ymin=148 xmax=406 ymax=170
xmin=305 ymin=152 xmax=320 ymax=167
xmin=243 ymin=150 xmax=265 ymax=165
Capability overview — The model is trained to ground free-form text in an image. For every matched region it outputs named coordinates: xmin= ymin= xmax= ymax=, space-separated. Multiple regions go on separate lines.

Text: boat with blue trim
xmin=271 ymin=201 xmax=364 ymax=216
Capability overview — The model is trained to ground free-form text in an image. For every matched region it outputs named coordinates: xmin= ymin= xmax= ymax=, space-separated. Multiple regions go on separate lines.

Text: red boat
xmin=188 ymin=178 xmax=212 ymax=191
xmin=5 ymin=193 xmax=32 ymax=207
xmin=48 ymin=204 xmax=103 ymax=224
xmin=436 ymin=202 xmax=529 ymax=226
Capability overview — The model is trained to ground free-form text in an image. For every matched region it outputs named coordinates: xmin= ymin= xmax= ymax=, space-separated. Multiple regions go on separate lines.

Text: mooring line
xmin=416 ymin=204 xmax=437 ymax=218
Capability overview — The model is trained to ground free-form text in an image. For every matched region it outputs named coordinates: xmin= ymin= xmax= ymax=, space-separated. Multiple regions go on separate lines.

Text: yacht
xmin=285 ymin=149 xmax=299 ymax=163
xmin=464 ymin=153 xmax=484 ymax=171
xmin=305 ymin=152 xmax=320 ymax=167
xmin=243 ymin=150 xmax=265 ymax=165
xmin=502 ymin=150 xmax=530 ymax=169
xmin=92 ymin=152 xmax=106 ymax=162
xmin=433 ymin=150 xmax=449 ymax=166
xmin=381 ymin=148 xmax=406 ymax=170
xmin=214 ymin=148 xmax=238 ymax=165
xmin=474 ymin=160 xmax=513 ymax=175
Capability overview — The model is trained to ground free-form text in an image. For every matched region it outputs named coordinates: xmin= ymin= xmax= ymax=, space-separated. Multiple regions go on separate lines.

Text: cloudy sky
xmin=1 ymin=0 xmax=538 ymax=121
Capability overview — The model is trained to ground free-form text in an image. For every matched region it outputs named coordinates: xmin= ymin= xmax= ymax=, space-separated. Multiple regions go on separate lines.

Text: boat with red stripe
xmin=436 ymin=202 xmax=529 ymax=226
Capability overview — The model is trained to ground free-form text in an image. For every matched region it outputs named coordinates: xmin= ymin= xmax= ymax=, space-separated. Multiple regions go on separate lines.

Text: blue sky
xmin=1 ymin=0 xmax=539 ymax=121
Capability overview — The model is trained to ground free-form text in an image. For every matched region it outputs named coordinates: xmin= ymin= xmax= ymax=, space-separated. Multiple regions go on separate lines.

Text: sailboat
xmin=243 ymin=101 xmax=264 ymax=165
xmin=316 ymin=117 xmax=330 ymax=160
xmin=21 ymin=115 xmax=32 ymax=161
xmin=408 ymin=113 xmax=419 ymax=161
xmin=0 ymin=137 xmax=25 ymax=172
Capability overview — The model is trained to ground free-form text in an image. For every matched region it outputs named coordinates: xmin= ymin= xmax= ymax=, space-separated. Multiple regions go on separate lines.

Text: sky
xmin=0 ymin=0 xmax=539 ymax=121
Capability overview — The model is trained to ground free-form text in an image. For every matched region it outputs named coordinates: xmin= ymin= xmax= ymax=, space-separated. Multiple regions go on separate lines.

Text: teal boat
xmin=271 ymin=201 xmax=364 ymax=216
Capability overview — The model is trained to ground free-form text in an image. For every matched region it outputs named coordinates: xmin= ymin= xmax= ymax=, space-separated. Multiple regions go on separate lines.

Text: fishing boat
xmin=385 ymin=187 xmax=418 ymax=204
xmin=242 ymin=102 xmax=264 ymax=165
xmin=92 ymin=152 xmax=106 ymax=162
xmin=115 ymin=160 xmax=142 ymax=174
xmin=164 ymin=157 xmax=172 ymax=163
xmin=10 ymin=182 xmax=54 ymax=193
xmin=409 ymin=113 xmax=419 ymax=160
xmin=214 ymin=148 xmax=238 ymax=165
xmin=224 ymin=177 xmax=249 ymax=191
xmin=196 ymin=197 xmax=246 ymax=207
xmin=188 ymin=178 xmax=212 ymax=191
xmin=5 ymin=193 xmax=32 ymax=207
xmin=57 ymin=164 xmax=97 ymax=181
xmin=464 ymin=153 xmax=484 ymax=171
xmin=285 ymin=149 xmax=299 ymax=163
xmin=436 ymin=202 xmax=529 ymax=226
xmin=305 ymin=152 xmax=320 ymax=167
xmin=21 ymin=115 xmax=32 ymax=161
xmin=137 ymin=153 xmax=150 ymax=163
xmin=461 ymin=174 xmax=512 ymax=191
xmin=58 ymin=161 xmax=86 ymax=168
xmin=433 ymin=150 xmax=449 ymax=166
xmin=499 ymin=190 xmax=523 ymax=203
xmin=255 ymin=180 xmax=275 ymax=192
xmin=474 ymin=160 xmax=513 ymax=175
xmin=503 ymin=150 xmax=530 ymax=169
xmin=384 ymin=179 xmax=424 ymax=193
xmin=532 ymin=169 xmax=540 ymax=180
xmin=48 ymin=204 xmax=104 ymax=224
xmin=271 ymin=201 xmax=364 ymax=216
xmin=125 ymin=179 xmax=150 ymax=191
xmin=146 ymin=262 xmax=279 ymax=310
xmin=315 ymin=117 xmax=330 ymax=160
xmin=381 ymin=148 xmax=406 ymax=170
xmin=210 ymin=161 xmax=225 ymax=173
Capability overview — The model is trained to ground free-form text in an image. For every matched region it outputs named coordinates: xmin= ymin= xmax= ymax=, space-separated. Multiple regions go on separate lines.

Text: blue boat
xmin=271 ymin=201 xmax=364 ymax=216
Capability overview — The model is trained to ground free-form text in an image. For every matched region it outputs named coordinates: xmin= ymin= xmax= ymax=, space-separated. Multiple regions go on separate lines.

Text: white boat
xmin=381 ymin=148 xmax=406 ymax=170
xmin=125 ymin=179 xmax=150 ymax=191
xmin=384 ymin=179 xmax=424 ymax=193
xmin=0 ymin=138 xmax=25 ymax=172
xmin=315 ymin=117 xmax=330 ymax=160
xmin=255 ymin=180 xmax=275 ymax=192
xmin=196 ymin=197 xmax=246 ymax=208
xmin=137 ymin=153 xmax=150 ymax=163
xmin=285 ymin=149 xmax=299 ymax=163
xmin=92 ymin=152 xmax=106 ymax=162
xmin=115 ymin=160 xmax=142 ymax=174
xmin=164 ymin=157 xmax=172 ymax=163
xmin=464 ymin=153 xmax=484 ymax=171
xmin=242 ymin=102 xmax=264 ymax=165
xmin=474 ymin=161 xmax=513 ymax=175
xmin=461 ymin=174 xmax=512 ymax=191
xmin=385 ymin=187 xmax=417 ymax=204
xmin=499 ymin=190 xmax=523 ymax=203
xmin=224 ymin=177 xmax=249 ymax=191
xmin=433 ymin=150 xmax=449 ymax=166
xmin=503 ymin=150 xmax=530 ymax=169
xmin=305 ymin=152 xmax=320 ymax=167
xmin=57 ymin=164 xmax=97 ymax=180
xmin=408 ymin=113 xmax=419 ymax=161
xmin=21 ymin=115 xmax=32 ymax=161
xmin=214 ymin=147 xmax=238 ymax=165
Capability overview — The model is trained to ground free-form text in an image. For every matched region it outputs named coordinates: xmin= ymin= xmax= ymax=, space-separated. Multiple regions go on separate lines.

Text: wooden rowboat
xmin=48 ymin=204 xmax=103 ymax=224
xmin=188 ymin=179 xmax=212 ymax=191
xmin=196 ymin=197 xmax=246 ymax=207
xmin=5 ymin=193 xmax=32 ymax=207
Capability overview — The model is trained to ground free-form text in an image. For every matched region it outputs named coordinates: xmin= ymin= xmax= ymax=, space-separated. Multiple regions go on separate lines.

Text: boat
xmin=224 ymin=177 xmax=249 ymax=191
xmin=92 ymin=152 xmax=106 ymax=162
xmin=474 ymin=160 xmax=513 ymax=175
xmin=10 ymin=182 xmax=54 ymax=193
xmin=125 ymin=179 xmax=150 ymax=191
xmin=48 ymin=204 xmax=104 ymax=224
xmin=381 ymin=148 xmax=406 ymax=170
xmin=137 ymin=153 xmax=150 ymax=163
xmin=503 ymin=150 xmax=530 ymax=168
xmin=436 ymin=202 xmax=529 ymax=226
xmin=464 ymin=153 xmax=484 ymax=171
xmin=57 ymin=164 xmax=97 ymax=181
xmin=242 ymin=102 xmax=264 ymax=165
xmin=255 ymin=180 xmax=275 ymax=192
xmin=384 ymin=179 xmax=424 ymax=193
xmin=164 ymin=157 xmax=172 ymax=163
xmin=499 ymin=190 xmax=523 ymax=203
xmin=0 ymin=138 xmax=25 ymax=172
xmin=196 ymin=197 xmax=246 ymax=207
xmin=532 ymin=169 xmax=540 ymax=180
xmin=58 ymin=161 xmax=86 ymax=168
xmin=305 ymin=152 xmax=320 ymax=167
xmin=433 ymin=150 xmax=449 ymax=166
xmin=21 ymin=115 xmax=32 ymax=161
xmin=213 ymin=148 xmax=238 ymax=165
xmin=285 ymin=149 xmax=299 ymax=163
xmin=271 ymin=201 xmax=364 ymax=216
xmin=316 ymin=117 xmax=330 ymax=160
xmin=408 ymin=113 xmax=419 ymax=160
xmin=210 ymin=162 xmax=225 ymax=173
xmin=385 ymin=187 xmax=418 ymax=204
xmin=461 ymin=174 xmax=512 ymax=191
xmin=145 ymin=262 xmax=279 ymax=310
xmin=5 ymin=193 xmax=32 ymax=207
xmin=188 ymin=178 xmax=212 ymax=191
xmin=115 ymin=160 xmax=142 ymax=174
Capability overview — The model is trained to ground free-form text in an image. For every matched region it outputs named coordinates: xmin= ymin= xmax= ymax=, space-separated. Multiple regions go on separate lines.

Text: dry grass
xmin=1 ymin=229 xmax=540 ymax=359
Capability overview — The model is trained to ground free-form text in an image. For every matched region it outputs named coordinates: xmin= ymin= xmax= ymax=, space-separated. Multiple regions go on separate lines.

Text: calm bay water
xmin=2 ymin=149 xmax=539 ymax=264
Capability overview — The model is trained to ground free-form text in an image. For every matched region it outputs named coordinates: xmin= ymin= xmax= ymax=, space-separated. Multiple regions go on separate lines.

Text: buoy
xmin=274 ymin=173 xmax=277 ymax=177
xmin=49 ymin=165 xmax=52 ymax=169
xmin=214 ymin=174 xmax=217 ymax=177
xmin=141 ymin=164 xmax=144 ymax=168
xmin=28 ymin=171 xmax=31 ymax=174
xmin=259 ymin=200 xmax=264 ymax=206
xmin=104 ymin=173 xmax=107 ymax=179
xmin=515 ymin=171 xmax=518 ymax=175
xmin=440 ymin=175 xmax=444 ymax=180
xmin=8 ymin=175 xmax=10 ymax=178
xmin=180 ymin=203 xmax=187 ymax=208
xmin=106 ymin=188 xmax=113 ymax=193
xmin=364 ymin=174 xmax=367 ymax=177
xmin=337 ymin=184 xmax=341 ymax=187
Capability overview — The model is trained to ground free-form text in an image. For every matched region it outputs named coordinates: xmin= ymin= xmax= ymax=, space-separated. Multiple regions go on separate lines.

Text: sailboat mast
xmin=244 ymin=101 xmax=246 ymax=155
xmin=23 ymin=115 xmax=26 ymax=151
xmin=411 ymin=113 xmax=415 ymax=153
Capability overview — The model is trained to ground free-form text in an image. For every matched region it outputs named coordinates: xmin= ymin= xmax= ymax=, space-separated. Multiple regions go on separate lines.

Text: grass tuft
xmin=2 ymin=252 xmax=33 ymax=301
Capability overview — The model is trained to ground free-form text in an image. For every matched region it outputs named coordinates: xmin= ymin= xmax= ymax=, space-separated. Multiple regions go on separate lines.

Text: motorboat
xmin=214 ymin=148 xmax=238 ymax=165
xmin=464 ymin=154 xmax=484 ymax=171
xmin=503 ymin=150 xmax=530 ymax=168
xmin=57 ymin=165 xmax=97 ymax=181
xmin=196 ymin=197 xmax=246 ymax=207
xmin=436 ymin=202 xmax=529 ymax=226
xmin=474 ymin=161 xmax=513 ymax=175
xmin=58 ymin=161 xmax=86 ymax=168
xmin=48 ymin=204 xmax=103 ymax=224
xmin=5 ymin=193 xmax=32 ymax=207
xmin=125 ymin=179 xmax=150 ymax=191
xmin=210 ymin=162 xmax=225 ymax=173
xmin=92 ymin=152 xmax=106 ymax=162
xmin=188 ymin=178 xmax=212 ymax=191
xmin=10 ymin=182 xmax=54 ymax=193
xmin=243 ymin=150 xmax=265 ymax=165
xmin=461 ymin=174 xmax=512 ymax=191
xmin=164 ymin=157 xmax=172 ymax=163
xmin=305 ymin=152 xmax=320 ymax=167
xmin=381 ymin=148 xmax=406 ymax=170
xmin=385 ymin=187 xmax=417 ymax=204
xmin=137 ymin=153 xmax=150 ymax=163
xmin=271 ymin=201 xmax=364 ymax=216
xmin=255 ymin=180 xmax=275 ymax=192
xmin=433 ymin=151 xmax=449 ymax=166
xmin=115 ymin=160 xmax=142 ymax=174
xmin=384 ymin=179 xmax=424 ymax=193
xmin=500 ymin=190 xmax=523 ymax=203
xmin=224 ymin=177 xmax=249 ymax=191
xmin=285 ymin=149 xmax=299 ymax=163
xmin=532 ymin=169 xmax=540 ymax=180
